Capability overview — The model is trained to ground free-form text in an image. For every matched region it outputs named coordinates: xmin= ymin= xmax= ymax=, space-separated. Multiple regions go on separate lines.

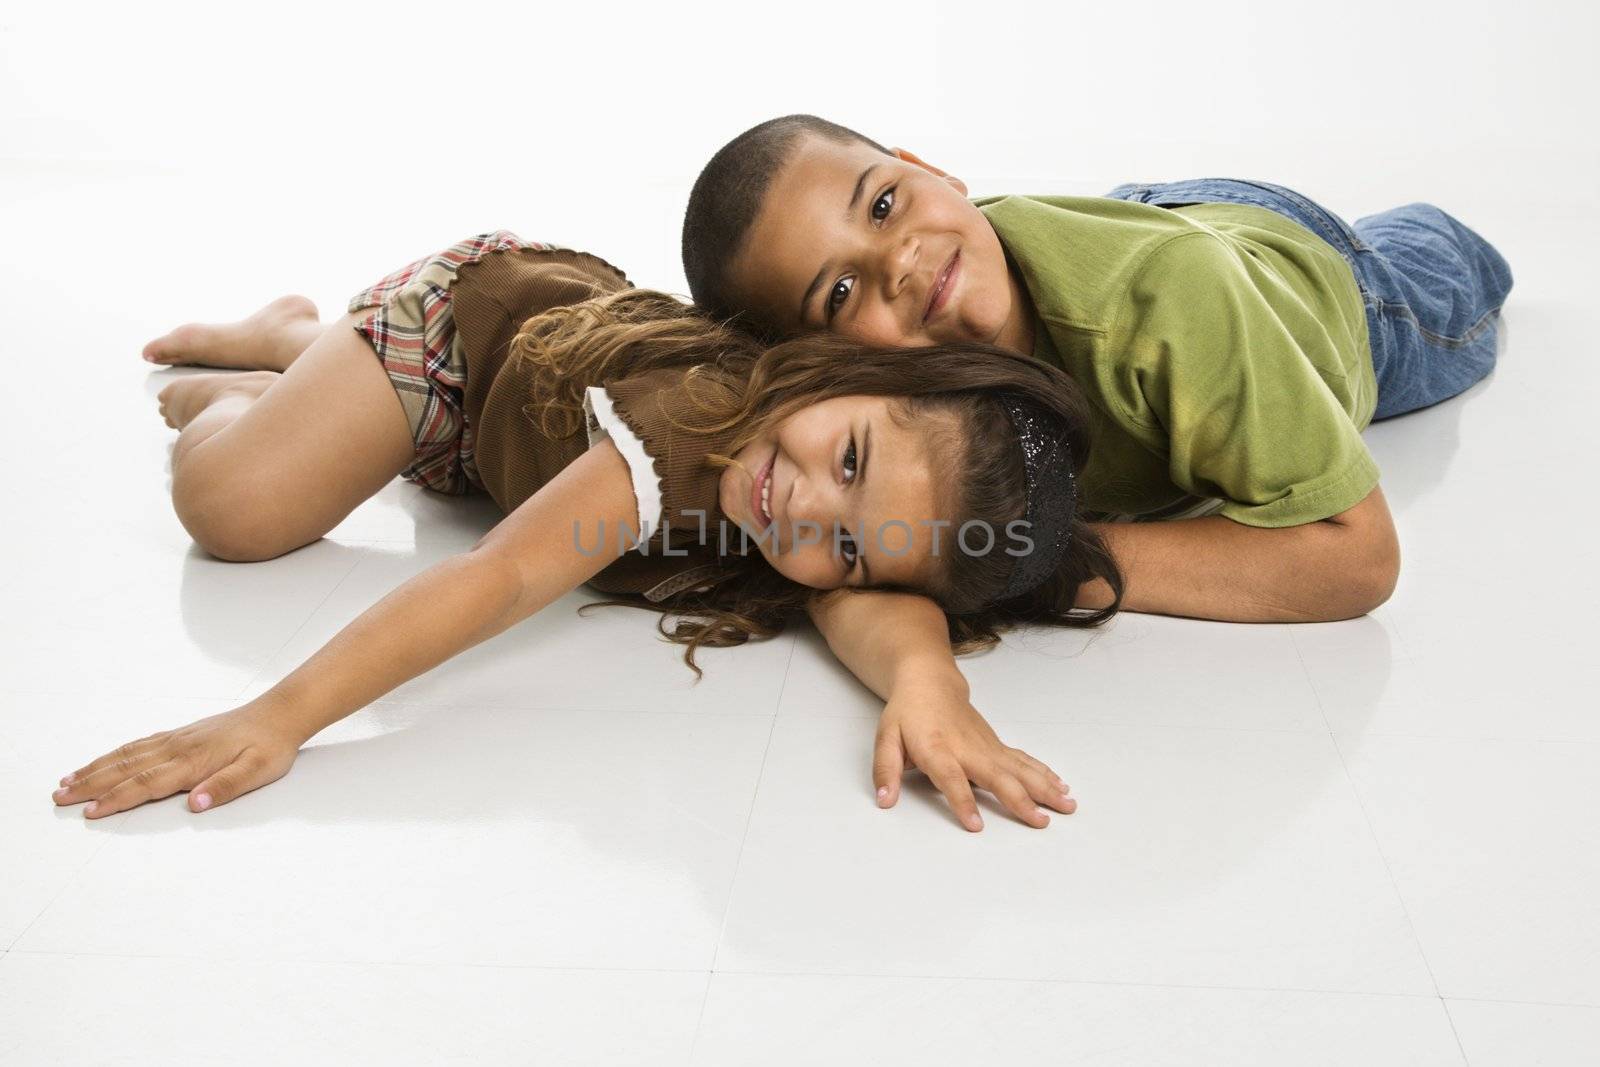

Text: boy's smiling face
xmin=725 ymin=134 xmax=1036 ymax=352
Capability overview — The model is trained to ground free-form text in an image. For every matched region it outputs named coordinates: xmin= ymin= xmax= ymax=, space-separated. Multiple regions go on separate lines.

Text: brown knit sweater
xmin=448 ymin=247 xmax=745 ymax=601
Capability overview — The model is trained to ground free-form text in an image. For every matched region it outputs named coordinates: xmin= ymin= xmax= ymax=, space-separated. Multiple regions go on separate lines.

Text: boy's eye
xmin=827 ymin=276 xmax=854 ymax=316
xmin=823 ymin=191 xmax=894 ymax=321
xmin=839 ymin=532 xmax=858 ymax=567
xmin=843 ymin=438 xmax=858 ymax=482
xmin=871 ymin=188 xmax=896 ymax=222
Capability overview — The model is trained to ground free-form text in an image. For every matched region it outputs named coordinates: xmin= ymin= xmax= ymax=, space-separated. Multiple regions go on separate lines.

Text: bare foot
xmin=143 ymin=295 xmax=321 ymax=371
xmin=157 ymin=371 xmax=281 ymax=430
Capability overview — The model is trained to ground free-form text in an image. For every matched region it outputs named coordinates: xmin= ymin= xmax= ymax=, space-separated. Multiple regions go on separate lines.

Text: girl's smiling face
xmin=723 ymin=134 xmax=1036 ymax=354
xmin=717 ymin=395 xmax=950 ymax=591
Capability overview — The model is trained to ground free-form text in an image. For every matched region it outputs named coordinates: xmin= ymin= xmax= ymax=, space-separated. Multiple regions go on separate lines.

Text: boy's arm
xmin=54 ymin=440 xmax=639 ymax=818
xmin=806 ymin=590 xmax=1076 ymax=833
xmin=1075 ymin=485 xmax=1401 ymax=621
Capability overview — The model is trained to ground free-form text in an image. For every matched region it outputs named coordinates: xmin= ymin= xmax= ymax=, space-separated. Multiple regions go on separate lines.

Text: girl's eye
xmin=839 ymin=438 xmax=861 ymax=572
xmin=871 ymin=188 xmax=896 ymax=222
xmin=827 ymin=276 xmax=854 ymax=316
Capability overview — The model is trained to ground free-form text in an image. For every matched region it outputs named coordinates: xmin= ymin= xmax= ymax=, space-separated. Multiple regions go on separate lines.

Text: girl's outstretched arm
xmin=53 ymin=441 xmax=639 ymax=819
xmin=805 ymin=589 xmax=1077 ymax=833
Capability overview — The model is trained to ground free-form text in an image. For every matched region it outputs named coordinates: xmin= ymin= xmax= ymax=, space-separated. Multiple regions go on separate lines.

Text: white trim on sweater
xmin=583 ymin=385 xmax=662 ymax=537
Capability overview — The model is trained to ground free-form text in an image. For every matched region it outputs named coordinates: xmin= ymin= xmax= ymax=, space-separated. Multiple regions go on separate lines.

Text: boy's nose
xmin=879 ymin=236 xmax=919 ymax=301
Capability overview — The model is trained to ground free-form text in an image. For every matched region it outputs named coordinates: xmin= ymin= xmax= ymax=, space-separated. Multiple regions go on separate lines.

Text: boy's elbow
xmin=1308 ymin=486 xmax=1401 ymax=620
xmin=1350 ymin=539 xmax=1401 ymax=616
xmin=1293 ymin=555 xmax=1396 ymax=623
xmin=1355 ymin=494 xmax=1402 ymax=614
xmin=1314 ymin=515 xmax=1401 ymax=621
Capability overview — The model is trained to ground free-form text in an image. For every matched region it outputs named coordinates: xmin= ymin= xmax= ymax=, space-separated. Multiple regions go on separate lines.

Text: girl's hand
xmin=874 ymin=678 xmax=1077 ymax=832
xmin=51 ymin=701 xmax=306 ymax=819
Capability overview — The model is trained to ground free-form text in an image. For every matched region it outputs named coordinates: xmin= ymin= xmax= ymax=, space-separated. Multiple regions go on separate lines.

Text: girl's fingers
xmin=923 ymin=756 xmax=984 ymax=832
xmin=871 ymin=718 xmax=906 ymax=808
xmin=59 ymin=737 xmax=164 ymax=789
xmin=82 ymin=760 xmax=190 ymax=819
xmin=1012 ymin=760 xmax=1075 ymax=814
xmin=977 ymin=768 xmax=1051 ymax=829
xmin=54 ymin=746 xmax=166 ymax=806
xmin=1007 ymin=748 xmax=1069 ymax=794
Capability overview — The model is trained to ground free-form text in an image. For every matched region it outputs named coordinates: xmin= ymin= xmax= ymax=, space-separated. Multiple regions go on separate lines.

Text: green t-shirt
xmin=975 ymin=194 xmax=1380 ymax=528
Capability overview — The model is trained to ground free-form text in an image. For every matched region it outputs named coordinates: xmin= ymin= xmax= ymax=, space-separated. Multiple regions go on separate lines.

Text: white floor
xmin=4 ymin=123 xmax=1600 ymax=1067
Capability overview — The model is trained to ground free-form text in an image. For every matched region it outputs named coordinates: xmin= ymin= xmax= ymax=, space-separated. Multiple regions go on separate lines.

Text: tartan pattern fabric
xmin=347 ymin=230 xmax=553 ymax=495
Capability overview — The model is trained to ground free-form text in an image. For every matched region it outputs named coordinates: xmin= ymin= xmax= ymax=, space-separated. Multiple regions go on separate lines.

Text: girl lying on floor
xmin=51 ymin=233 xmax=1118 ymax=832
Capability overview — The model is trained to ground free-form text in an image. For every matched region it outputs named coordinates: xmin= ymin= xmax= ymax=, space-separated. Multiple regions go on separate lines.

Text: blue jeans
xmin=1103 ymin=178 xmax=1514 ymax=421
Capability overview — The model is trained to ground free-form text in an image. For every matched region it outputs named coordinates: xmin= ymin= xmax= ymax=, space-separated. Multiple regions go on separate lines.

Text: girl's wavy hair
xmin=510 ymin=288 xmax=1123 ymax=674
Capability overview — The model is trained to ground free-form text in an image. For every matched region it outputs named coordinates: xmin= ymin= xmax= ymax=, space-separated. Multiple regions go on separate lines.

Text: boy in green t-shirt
xmin=680 ymin=114 xmax=1512 ymax=831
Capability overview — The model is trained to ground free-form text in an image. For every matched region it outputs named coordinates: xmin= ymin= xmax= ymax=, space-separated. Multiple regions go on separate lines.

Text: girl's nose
xmin=785 ymin=473 xmax=839 ymax=533
xmin=786 ymin=475 xmax=820 ymax=527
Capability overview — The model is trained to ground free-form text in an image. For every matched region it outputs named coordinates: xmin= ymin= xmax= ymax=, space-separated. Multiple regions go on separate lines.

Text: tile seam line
xmin=292 ymin=698 xmax=798 ymax=720
xmin=706 ymin=965 xmax=1475 ymax=1001
xmin=345 ymin=698 xmax=1600 ymax=747
xmin=1290 ymin=628 xmax=1469 ymax=1066
xmin=1439 ymin=1001 xmax=1473 ymax=1066
xmin=2 ymin=948 xmax=713 ymax=976
xmin=22 ymin=689 xmax=1595 ymax=746
xmin=727 ymin=707 xmax=1600 ymax=743
xmin=4 ymin=946 xmax=1520 ymax=1004
xmin=4 ymin=810 xmax=132 ymax=952
xmin=763 ymin=711 xmax=1331 ymax=734
xmin=689 ymin=631 xmax=796 ymax=1060
xmin=15 ymin=942 xmax=1598 ymax=1008
xmin=1440 ymin=994 xmax=1600 ymax=1010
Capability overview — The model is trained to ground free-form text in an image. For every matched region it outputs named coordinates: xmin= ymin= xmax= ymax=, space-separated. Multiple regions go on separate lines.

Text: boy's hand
xmin=51 ymin=700 xmax=306 ymax=819
xmin=874 ymin=676 xmax=1077 ymax=832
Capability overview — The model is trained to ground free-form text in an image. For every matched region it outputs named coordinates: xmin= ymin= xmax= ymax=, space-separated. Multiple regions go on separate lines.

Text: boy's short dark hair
xmin=681 ymin=114 xmax=888 ymax=329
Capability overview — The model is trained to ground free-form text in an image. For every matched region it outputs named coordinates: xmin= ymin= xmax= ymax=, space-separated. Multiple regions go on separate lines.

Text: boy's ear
xmin=890 ymin=146 xmax=969 ymax=196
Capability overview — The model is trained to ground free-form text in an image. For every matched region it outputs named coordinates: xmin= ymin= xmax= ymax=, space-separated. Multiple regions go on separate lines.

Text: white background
xmin=3 ymin=2 xmax=1599 ymax=1065
xmin=7 ymin=0 xmax=1595 ymax=294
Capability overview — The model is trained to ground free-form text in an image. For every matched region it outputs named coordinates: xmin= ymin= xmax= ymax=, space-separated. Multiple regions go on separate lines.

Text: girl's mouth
xmin=748 ymin=452 xmax=775 ymax=531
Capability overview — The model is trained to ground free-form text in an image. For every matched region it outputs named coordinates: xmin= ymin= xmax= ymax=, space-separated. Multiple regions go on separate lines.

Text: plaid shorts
xmin=348 ymin=230 xmax=553 ymax=495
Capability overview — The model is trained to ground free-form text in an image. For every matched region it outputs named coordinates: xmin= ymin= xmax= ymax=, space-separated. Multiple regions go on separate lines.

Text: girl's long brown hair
xmin=510 ymin=289 xmax=1123 ymax=674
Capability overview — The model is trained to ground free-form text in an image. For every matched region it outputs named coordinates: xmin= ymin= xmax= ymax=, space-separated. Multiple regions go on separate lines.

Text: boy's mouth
xmin=923 ymin=249 xmax=960 ymax=325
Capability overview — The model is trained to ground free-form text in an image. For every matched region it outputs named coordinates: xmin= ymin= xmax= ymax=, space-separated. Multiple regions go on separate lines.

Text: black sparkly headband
xmin=997 ymin=395 xmax=1078 ymax=601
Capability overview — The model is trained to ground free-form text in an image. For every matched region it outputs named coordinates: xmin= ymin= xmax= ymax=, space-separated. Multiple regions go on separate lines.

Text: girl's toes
xmin=156 ymin=376 xmax=216 ymax=430
xmin=143 ymin=324 xmax=207 ymax=366
xmin=155 ymin=371 xmax=274 ymax=430
xmin=156 ymin=381 xmax=185 ymax=427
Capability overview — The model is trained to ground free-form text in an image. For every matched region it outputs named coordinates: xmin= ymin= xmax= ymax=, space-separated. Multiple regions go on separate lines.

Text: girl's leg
xmin=167 ymin=309 xmax=416 ymax=561
xmin=143 ymin=295 xmax=324 ymax=371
